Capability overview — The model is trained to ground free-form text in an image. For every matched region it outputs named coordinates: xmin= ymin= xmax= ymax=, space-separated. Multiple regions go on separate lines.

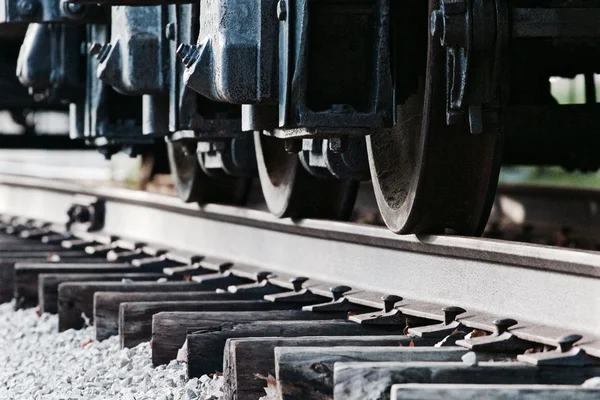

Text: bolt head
xmin=17 ymin=0 xmax=37 ymax=16
xmin=328 ymin=137 xmax=348 ymax=154
xmin=96 ymin=43 xmax=111 ymax=63
xmin=176 ymin=43 xmax=188 ymax=57
xmin=165 ymin=22 xmax=176 ymax=41
xmin=176 ymin=44 xmax=200 ymax=68
xmin=277 ymin=0 xmax=287 ymax=21
xmin=88 ymin=42 xmax=102 ymax=56
xmin=61 ymin=0 xmax=85 ymax=18
xmin=66 ymin=2 xmax=83 ymax=14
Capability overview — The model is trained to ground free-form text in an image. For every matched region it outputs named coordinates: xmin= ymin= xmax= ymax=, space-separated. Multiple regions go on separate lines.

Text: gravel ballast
xmin=3 ymin=301 xmax=599 ymax=399
xmin=0 ymin=301 xmax=223 ymax=400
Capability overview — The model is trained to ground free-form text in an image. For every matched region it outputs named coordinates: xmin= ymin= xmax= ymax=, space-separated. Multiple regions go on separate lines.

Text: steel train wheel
xmin=166 ymin=141 xmax=250 ymax=205
xmin=254 ymin=132 xmax=358 ymax=220
xmin=367 ymin=0 xmax=504 ymax=235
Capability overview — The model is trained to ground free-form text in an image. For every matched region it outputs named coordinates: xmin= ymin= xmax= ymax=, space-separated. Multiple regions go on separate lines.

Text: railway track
xmin=0 ymin=174 xmax=599 ymax=399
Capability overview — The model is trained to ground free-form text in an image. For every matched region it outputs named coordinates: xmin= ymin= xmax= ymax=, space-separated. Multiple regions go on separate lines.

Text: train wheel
xmin=166 ymin=141 xmax=250 ymax=205
xmin=254 ymin=132 xmax=358 ymax=220
xmin=367 ymin=0 xmax=505 ymax=235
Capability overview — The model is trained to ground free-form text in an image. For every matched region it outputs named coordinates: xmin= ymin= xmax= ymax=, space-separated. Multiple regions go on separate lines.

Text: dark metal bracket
xmin=66 ymin=195 xmax=105 ymax=232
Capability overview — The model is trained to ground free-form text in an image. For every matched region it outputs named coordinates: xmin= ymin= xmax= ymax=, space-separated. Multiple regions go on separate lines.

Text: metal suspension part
xmin=3 ymin=0 xmax=600 ymax=231
xmin=431 ymin=0 xmax=500 ymax=134
xmin=0 ymin=0 xmax=102 ymax=146
xmin=173 ymin=0 xmax=384 ymax=219
xmin=88 ymin=4 xmax=170 ymax=149
xmin=164 ymin=4 xmax=255 ymax=205
xmin=16 ymin=23 xmax=85 ymax=104
xmin=298 ymin=137 xmax=370 ymax=182
xmin=166 ymin=140 xmax=251 ymax=205
xmin=254 ymin=131 xmax=358 ymax=219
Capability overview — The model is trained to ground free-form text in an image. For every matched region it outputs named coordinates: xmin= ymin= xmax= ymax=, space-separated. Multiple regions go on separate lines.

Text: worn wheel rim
xmin=254 ymin=132 xmax=358 ymax=220
xmin=367 ymin=0 xmax=504 ymax=235
xmin=167 ymin=140 xmax=250 ymax=205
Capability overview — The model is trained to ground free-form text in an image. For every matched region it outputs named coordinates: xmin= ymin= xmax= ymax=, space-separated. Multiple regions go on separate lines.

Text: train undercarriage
xmin=1 ymin=0 xmax=599 ymax=235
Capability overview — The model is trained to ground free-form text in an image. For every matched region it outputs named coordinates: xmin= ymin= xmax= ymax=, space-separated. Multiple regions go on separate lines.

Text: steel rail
xmin=0 ymin=174 xmax=598 ymax=357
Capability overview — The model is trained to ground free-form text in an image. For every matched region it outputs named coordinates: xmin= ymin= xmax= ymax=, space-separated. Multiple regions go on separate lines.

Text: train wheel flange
xmin=166 ymin=140 xmax=250 ymax=205
xmin=367 ymin=0 xmax=506 ymax=235
xmin=254 ymin=132 xmax=358 ymax=220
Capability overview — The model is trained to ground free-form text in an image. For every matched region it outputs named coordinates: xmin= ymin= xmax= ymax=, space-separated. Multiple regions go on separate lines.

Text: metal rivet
xmin=62 ymin=0 xmax=84 ymax=17
xmin=277 ymin=0 xmax=287 ymax=21
xmin=17 ymin=0 xmax=37 ymax=16
xmin=493 ymin=318 xmax=518 ymax=335
xmin=165 ymin=22 xmax=176 ymax=41
xmin=442 ymin=306 xmax=466 ymax=325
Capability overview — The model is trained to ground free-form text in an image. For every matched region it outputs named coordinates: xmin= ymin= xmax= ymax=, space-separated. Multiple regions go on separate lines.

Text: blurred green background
xmin=500 ymin=166 xmax=600 ymax=187
xmin=501 ymin=74 xmax=600 ymax=188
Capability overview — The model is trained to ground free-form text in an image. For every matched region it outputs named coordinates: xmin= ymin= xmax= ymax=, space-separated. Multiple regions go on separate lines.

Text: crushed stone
xmin=0 ymin=301 xmax=223 ymax=400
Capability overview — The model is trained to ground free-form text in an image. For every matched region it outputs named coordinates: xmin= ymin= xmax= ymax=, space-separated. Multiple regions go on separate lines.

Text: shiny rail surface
xmin=0 ymin=174 xmax=598 ymax=358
